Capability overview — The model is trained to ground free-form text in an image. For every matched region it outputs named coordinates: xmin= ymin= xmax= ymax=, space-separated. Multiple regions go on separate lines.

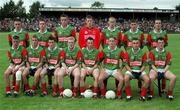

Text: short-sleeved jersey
xmin=78 ymin=26 xmax=101 ymax=49
xmin=60 ymin=46 xmax=82 ymax=67
xmin=8 ymin=46 xmax=26 ymax=65
xmin=101 ymin=46 xmax=125 ymax=70
xmin=101 ymin=27 xmax=122 ymax=48
xmin=26 ymin=46 xmax=45 ymax=67
xmin=149 ymin=48 xmax=171 ymax=69
xmin=81 ymin=47 xmax=100 ymax=67
xmin=44 ymin=46 xmax=61 ymax=67
xmin=124 ymin=48 xmax=147 ymax=70
xmin=33 ymin=30 xmax=52 ymax=48
xmin=122 ymin=29 xmax=144 ymax=50
xmin=54 ymin=25 xmax=76 ymax=48
xmin=8 ymin=29 xmax=29 ymax=47
xmin=147 ymin=30 xmax=168 ymax=51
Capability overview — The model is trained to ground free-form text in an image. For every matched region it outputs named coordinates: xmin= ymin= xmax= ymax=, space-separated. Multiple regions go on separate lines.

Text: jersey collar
xmin=48 ymin=46 xmax=57 ymax=51
xmin=130 ymin=29 xmax=138 ymax=34
xmin=31 ymin=45 xmax=39 ymax=50
xmin=156 ymin=48 xmax=165 ymax=52
xmin=12 ymin=45 xmax=19 ymax=50
xmin=108 ymin=27 xmax=116 ymax=32
xmin=86 ymin=47 xmax=94 ymax=52
xmin=153 ymin=29 xmax=162 ymax=33
xmin=61 ymin=25 xmax=69 ymax=29
xmin=108 ymin=46 xmax=117 ymax=51
xmin=38 ymin=29 xmax=47 ymax=34
xmin=14 ymin=28 xmax=23 ymax=33
xmin=132 ymin=48 xmax=140 ymax=54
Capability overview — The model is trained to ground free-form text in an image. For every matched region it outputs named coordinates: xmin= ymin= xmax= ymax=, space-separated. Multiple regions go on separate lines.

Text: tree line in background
xmin=0 ymin=0 xmax=179 ymax=20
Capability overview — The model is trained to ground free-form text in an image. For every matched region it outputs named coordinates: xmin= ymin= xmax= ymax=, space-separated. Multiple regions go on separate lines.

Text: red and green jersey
xmin=78 ymin=26 xmax=101 ymax=49
xmin=61 ymin=46 xmax=82 ymax=67
xmin=8 ymin=46 xmax=26 ymax=65
xmin=149 ymin=48 xmax=171 ymax=69
xmin=124 ymin=48 xmax=147 ymax=70
xmin=82 ymin=47 xmax=100 ymax=67
xmin=147 ymin=30 xmax=168 ymax=50
xmin=33 ymin=30 xmax=52 ymax=48
xmin=54 ymin=25 xmax=76 ymax=48
xmin=101 ymin=27 xmax=122 ymax=48
xmin=44 ymin=47 xmax=61 ymax=67
xmin=101 ymin=46 xmax=125 ymax=70
xmin=122 ymin=29 xmax=144 ymax=50
xmin=8 ymin=29 xmax=29 ymax=47
xmin=26 ymin=46 xmax=45 ymax=67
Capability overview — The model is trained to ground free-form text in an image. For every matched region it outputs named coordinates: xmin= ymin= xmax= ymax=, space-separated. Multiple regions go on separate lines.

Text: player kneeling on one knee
xmin=22 ymin=36 xmax=45 ymax=96
xmin=98 ymin=37 xmax=125 ymax=99
xmin=4 ymin=35 xmax=26 ymax=96
xmin=80 ymin=37 xmax=101 ymax=98
xmin=124 ymin=38 xmax=149 ymax=101
xmin=148 ymin=38 xmax=176 ymax=100
xmin=56 ymin=37 xmax=82 ymax=97
xmin=40 ymin=37 xmax=61 ymax=96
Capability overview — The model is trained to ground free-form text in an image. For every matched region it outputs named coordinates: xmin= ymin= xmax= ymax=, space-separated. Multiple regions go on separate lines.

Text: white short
xmin=125 ymin=70 xmax=146 ymax=79
xmin=105 ymin=69 xmax=118 ymax=77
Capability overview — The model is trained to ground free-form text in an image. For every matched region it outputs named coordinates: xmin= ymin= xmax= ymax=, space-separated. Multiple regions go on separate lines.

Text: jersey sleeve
xmin=149 ymin=51 xmax=155 ymax=65
xmin=59 ymin=50 xmax=65 ymax=63
xmin=124 ymin=52 xmax=129 ymax=65
xmin=142 ymin=53 xmax=148 ymax=66
xmin=118 ymin=31 xmax=123 ymax=46
xmin=78 ymin=28 xmax=85 ymax=49
xmin=166 ymin=52 xmax=171 ymax=65
xmin=122 ymin=34 xmax=127 ymax=47
xmin=40 ymin=49 xmax=46 ymax=62
xmin=76 ymin=50 xmax=82 ymax=64
xmin=8 ymin=34 xmax=12 ymax=46
xmin=94 ymin=28 xmax=101 ymax=49
xmin=8 ymin=50 xmax=12 ymax=63
xmin=25 ymin=33 xmax=29 ymax=47
xmin=22 ymin=48 xmax=28 ymax=61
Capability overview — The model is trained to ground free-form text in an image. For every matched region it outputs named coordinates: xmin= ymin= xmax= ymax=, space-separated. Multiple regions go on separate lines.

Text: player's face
xmin=68 ymin=40 xmax=75 ymax=49
xmin=86 ymin=18 xmax=93 ymax=27
xmin=108 ymin=19 xmax=116 ymax=28
xmin=132 ymin=40 xmax=139 ymax=50
xmin=12 ymin=39 xmax=19 ymax=48
xmin=39 ymin=21 xmax=46 ymax=30
xmin=154 ymin=20 xmax=161 ymax=30
xmin=108 ymin=38 xmax=116 ymax=48
xmin=60 ymin=17 xmax=68 ymax=27
xmin=157 ymin=40 xmax=164 ymax=49
xmin=130 ymin=22 xmax=137 ymax=30
xmin=87 ymin=40 xmax=94 ymax=48
xmin=14 ymin=21 xmax=22 ymax=30
xmin=32 ymin=37 xmax=39 ymax=47
xmin=48 ymin=40 xmax=55 ymax=49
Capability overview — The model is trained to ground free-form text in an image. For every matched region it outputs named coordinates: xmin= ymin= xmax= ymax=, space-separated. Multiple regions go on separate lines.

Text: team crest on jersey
xmin=106 ymin=53 xmax=110 ymax=57
xmin=47 ymin=54 xmax=51 ymax=57
xmin=84 ymin=54 xmax=88 ymax=58
xmin=130 ymin=56 xmax=134 ymax=60
xmin=106 ymin=33 xmax=109 ymax=37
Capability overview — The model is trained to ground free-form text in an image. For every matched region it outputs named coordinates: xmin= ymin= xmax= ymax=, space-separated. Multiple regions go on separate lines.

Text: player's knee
xmin=16 ymin=71 xmax=22 ymax=81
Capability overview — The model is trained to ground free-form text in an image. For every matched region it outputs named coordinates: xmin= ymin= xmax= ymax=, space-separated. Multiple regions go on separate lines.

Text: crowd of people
xmin=0 ymin=17 xmax=180 ymax=32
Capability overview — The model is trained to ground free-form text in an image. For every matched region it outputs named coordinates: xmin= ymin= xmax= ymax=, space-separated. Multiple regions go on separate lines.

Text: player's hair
xmin=60 ymin=14 xmax=69 ymax=18
xmin=109 ymin=16 xmax=116 ymax=22
xmin=49 ymin=36 xmax=57 ymax=42
xmin=86 ymin=37 xmax=94 ymax=42
xmin=39 ymin=17 xmax=45 ymax=22
xmin=32 ymin=35 xmax=39 ymax=40
xmin=12 ymin=35 xmax=19 ymax=40
xmin=154 ymin=18 xmax=161 ymax=23
xmin=108 ymin=37 xmax=117 ymax=40
xmin=130 ymin=19 xmax=137 ymax=23
xmin=14 ymin=17 xmax=21 ymax=22
xmin=68 ymin=37 xmax=75 ymax=42
xmin=157 ymin=37 xmax=165 ymax=42
xmin=86 ymin=15 xmax=93 ymax=20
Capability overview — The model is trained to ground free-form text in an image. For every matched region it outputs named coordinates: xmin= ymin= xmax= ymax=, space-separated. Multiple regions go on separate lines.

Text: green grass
xmin=0 ymin=32 xmax=180 ymax=110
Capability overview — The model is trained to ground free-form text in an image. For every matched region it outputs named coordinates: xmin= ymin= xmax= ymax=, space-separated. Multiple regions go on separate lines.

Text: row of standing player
xmin=4 ymin=15 xmax=175 ymax=101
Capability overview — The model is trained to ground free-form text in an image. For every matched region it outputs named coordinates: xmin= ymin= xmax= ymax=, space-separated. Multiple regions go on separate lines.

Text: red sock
xmin=167 ymin=90 xmax=172 ymax=96
xmin=162 ymin=79 xmax=166 ymax=90
xmin=14 ymin=85 xmax=20 ymax=92
xmin=53 ymin=84 xmax=58 ymax=93
xmin=6 ymin=87 xmax=11 ymax=93
xmin=80 ymin=87 xmax=85 ymax=93
xmin=100 ymin=88 xmax=106 ymax=96
xmin=42 ymin=83 xmax=47 ymax=93
xmin=25 ymin=84 xmax=30 ymax=91
xmin=116 ymin=89 xmax=122 ymax=97
xmin=60 ymin=87 xmax=64 ymax=93
xmin=140 ymin=87 xmax=147 ymax=97
xmin=125 ymin=86 xmax=132 ymax=96
xmin=94 ymin=87 xmax=98 ymax=95
xmin=149 ymin=89 xmax=153 ymax=96
xmin=31 ymin=85 xmax=35 ymax=91
xmin=73 ymin=87 xmax=78 ymax=96
xmin=12 ymin=81 xmax=16 ymax=87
